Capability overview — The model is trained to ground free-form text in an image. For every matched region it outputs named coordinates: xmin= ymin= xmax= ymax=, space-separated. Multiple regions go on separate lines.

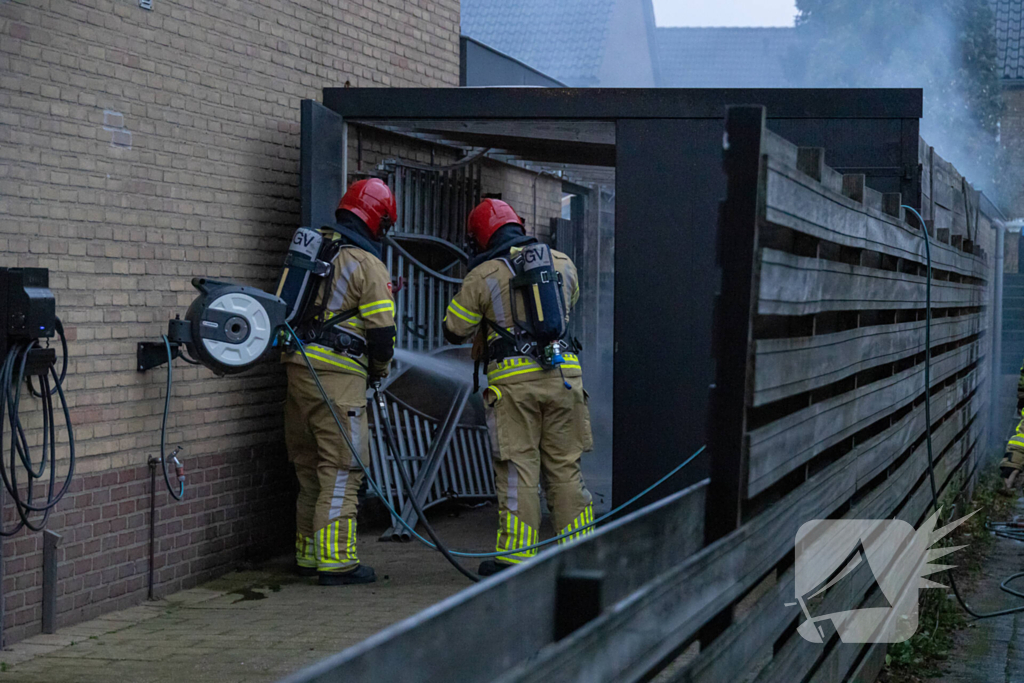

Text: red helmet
xmin=467 ymin=199 xmax=523 ymax=250
xmin=337 ymin=178 xmax=397 ymax=238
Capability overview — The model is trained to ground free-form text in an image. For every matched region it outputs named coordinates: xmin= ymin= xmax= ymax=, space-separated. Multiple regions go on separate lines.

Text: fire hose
xmin=284 ymin=322 xmax=705 ymax=582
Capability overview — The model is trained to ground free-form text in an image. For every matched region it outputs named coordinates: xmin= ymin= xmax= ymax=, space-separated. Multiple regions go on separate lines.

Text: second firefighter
xmin=443 ymin=199 xmax=594 ymax=576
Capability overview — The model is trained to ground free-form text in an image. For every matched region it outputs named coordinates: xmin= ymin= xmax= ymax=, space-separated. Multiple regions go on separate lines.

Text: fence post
xmin=555 ymin=570 xmax=604 ymax=640
xmin=705 ymin=106 xmax=766 ymax=545
xmin=42 ymin=530 xmax=60 ymax=634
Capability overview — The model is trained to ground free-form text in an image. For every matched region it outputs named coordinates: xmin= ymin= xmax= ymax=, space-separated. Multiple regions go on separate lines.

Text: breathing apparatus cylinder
xmin=277 ymin=227 xmax=327 ymax=324
xmin=509 ymin=242 xmax=568 ymax=366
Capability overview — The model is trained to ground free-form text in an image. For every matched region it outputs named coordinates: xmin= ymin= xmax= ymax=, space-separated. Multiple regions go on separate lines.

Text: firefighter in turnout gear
xmin=284 ymin=178 xmax=397 ymax=585
xmin=1000 ymin=359 xmax=1024 ymax=492
xmin=443 ymin=199 xmax=594 ymax=577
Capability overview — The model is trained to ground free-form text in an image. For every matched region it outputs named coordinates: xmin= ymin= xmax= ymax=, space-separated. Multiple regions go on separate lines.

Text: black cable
xmin=158 ymin=336 xmax=185 ymax=501
xmin=373 ymin=388 xmax=481 ymax=582
xmin=27 ymin=318 xmax=67 ymax=398
xmin=904 ymin=205 xmax=1024 ymax=619
xmin=0 ymin=320 xmax=75 ymax=536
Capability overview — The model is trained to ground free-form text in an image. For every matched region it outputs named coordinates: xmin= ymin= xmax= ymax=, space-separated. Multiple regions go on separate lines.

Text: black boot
xmin=478 ymin=560 xmax=513 ymax=577
xmin=295 ymin=564 xmax=318 ymax=578
xmin=318 ymin=565 xmax=377 ymax=586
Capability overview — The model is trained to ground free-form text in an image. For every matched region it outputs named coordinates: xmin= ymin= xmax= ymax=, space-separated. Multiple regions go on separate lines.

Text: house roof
xmin=654 ymin=27 xmax=797 ymax=88
xmin=992 ymin=0 xmax=1024 ymax=80
xmin=460 ymin=0 xmax=616 ymax=86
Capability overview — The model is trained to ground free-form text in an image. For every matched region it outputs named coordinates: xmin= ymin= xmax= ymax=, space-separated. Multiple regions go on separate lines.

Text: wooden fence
xmin=281 ymin=106 xmax=997 ymax=683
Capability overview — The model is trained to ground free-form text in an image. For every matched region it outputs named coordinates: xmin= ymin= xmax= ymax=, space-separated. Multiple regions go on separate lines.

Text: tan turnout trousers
xmin=285 ymin=364 xmax=369 ymax=573
xmin=485 ymin=376 xmax=594 ymax=564
xmin=444 ymin=244 xmax=594 ymax=565
xmin=283 ymin=240 xmax=394 ymax=574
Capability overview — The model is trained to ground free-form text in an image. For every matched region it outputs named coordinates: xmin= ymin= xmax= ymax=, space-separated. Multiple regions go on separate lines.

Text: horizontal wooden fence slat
xmin=758 ymin=248 xmax=986 ymax=317
xmin=749 ymin=421 xmax=979 ymax=683
xmin=802 ymin=426 xmax=981 ymax=683
xmin=666 ymin=397 xmax=981 ymax=683
xmin=497 ymin=440 xmax=879 ymax=683
xmin=763 ymin=129 xmax=798 ymax=168
xmin=753 ymin=313 xmax=984 ymax=406
xmin=764 ymin=161 xmax=987 ymax=280
xmin=281 ymin=482 xmax=707 ymax=683
xmin=848 ymin=643 xmax=888 ymax=683
xmin=502 ymin=389 xmax=983 ymax=683
xmin=855 ymin=370 xmax=983 ymax=487
xmin=747 ymin=341 xmax=981 ymax=496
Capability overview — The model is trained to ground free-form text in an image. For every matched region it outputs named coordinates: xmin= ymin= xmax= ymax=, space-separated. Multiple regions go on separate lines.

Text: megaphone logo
xmin=788 ymin=508 xmax=975 ymax=643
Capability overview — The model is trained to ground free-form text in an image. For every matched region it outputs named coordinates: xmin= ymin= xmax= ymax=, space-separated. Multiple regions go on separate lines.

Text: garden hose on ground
xmin=0 ymin=318 xmax=75 ymax=535
xmin=904 ymin=205 xmax=1024 ymax=618
xmin=284 ymin=322 xmax=704 ymax=580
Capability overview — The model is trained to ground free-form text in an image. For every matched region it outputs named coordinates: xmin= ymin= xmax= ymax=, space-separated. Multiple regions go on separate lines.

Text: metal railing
xmin=367 ymin=384 xmax=494 ymax=540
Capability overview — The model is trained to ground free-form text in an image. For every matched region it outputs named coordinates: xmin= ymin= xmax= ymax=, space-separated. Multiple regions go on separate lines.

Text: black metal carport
xmin=303 ymin=87 xmax=924 ymax=508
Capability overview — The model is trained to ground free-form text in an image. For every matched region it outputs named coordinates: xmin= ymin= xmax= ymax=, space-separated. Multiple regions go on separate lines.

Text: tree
xmin=789 ymin=0 xmax=1010 ymax=209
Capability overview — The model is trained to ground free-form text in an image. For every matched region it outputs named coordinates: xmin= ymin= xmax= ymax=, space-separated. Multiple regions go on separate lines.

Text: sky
xmin=652 ymin=0 xmax=798 ymax=27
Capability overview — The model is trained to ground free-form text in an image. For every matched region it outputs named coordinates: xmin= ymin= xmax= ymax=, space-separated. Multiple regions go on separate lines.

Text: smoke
xmin=787 ymin=0 xmax=1013 ymax=211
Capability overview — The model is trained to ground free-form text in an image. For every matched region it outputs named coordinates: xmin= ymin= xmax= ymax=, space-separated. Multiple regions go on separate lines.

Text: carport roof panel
xmin=323 ymin=88 xmax=923 ymax=120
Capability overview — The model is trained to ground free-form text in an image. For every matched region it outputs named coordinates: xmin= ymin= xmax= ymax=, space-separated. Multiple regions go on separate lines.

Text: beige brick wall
xmin=480 ymin=164 xmax=562 ymax=243
xmin=0 ymin=0 xmax=459 ymax=477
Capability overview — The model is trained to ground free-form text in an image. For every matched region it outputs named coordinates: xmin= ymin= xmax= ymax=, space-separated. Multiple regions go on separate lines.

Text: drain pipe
xmin=147 ymin=456 xmax=158 ymax=600
xmin=993 ymin=222 xmax=1005 ymax=447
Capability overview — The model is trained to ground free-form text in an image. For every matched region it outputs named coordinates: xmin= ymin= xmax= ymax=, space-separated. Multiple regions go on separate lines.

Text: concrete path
xmin=0 ymin=505 xmax=497 ymax=683
xmin=931 ymin=497 xmax=1024 ymax=683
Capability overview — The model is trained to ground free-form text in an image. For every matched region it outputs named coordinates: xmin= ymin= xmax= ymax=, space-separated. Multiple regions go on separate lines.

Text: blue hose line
xmin=284 ymin=322 xmax=704 ymax=559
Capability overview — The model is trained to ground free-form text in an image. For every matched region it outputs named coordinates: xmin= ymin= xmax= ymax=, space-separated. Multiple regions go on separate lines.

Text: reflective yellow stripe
xmin=450 ymin=299 xmax=482 ymax=322
xmin=276 ymin=268 xmax=289 ymax=297
xmin=359 ymin=299 xmax=394 ymax=313
xmin=496 ymin=513 xmax=538 ymax=561
xmin=559 ymin=505 xmax=595 ymax=545
xmin=486 ymin=356 xmax=582 ymax=383
xmin=446 ymin=306 xmax=477 ymax=324
xmin=489 ymin=366 xmax=542 ymax=382
xmin=302 ymin=346 xmax=368 ymax=377
xmin=446 ymin=301 xmax=481 ymax=325
xmin=359 ymin=304 xmax=394 ymax=318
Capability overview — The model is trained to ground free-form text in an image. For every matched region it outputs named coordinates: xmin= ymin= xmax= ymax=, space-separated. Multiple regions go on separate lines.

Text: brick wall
xmin=0 ymin=0 xmax=458 ymax=643
xmin=2 ymin=446 xmax=292 ymax=643
xmin=481 ymin=165 xmax=562 ymax=243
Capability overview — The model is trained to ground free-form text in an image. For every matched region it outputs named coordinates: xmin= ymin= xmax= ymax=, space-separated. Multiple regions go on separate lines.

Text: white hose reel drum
xmin=178 ymin=279 xmax=287 ymax=375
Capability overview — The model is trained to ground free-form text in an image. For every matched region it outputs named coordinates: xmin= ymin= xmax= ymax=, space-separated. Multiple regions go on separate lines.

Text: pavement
xmin=931 ymin=495 xmax=1024 ymax=683
xmin=0 ymin=504 xmax=498 ymax=683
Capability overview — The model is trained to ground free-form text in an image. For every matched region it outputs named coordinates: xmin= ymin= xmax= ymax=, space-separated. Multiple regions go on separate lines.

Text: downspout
xmin=992 ymin=221 xmax=1005 ymax=447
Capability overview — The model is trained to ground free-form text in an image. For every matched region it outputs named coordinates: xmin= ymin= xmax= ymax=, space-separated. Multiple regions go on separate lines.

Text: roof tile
xmin=461 ymin=0 xmax=616 ymax=86
xmin=992 ymin=0 xmax=1024 ymax=80
xmin=654 ymin=27 xmax=797 ymax=87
